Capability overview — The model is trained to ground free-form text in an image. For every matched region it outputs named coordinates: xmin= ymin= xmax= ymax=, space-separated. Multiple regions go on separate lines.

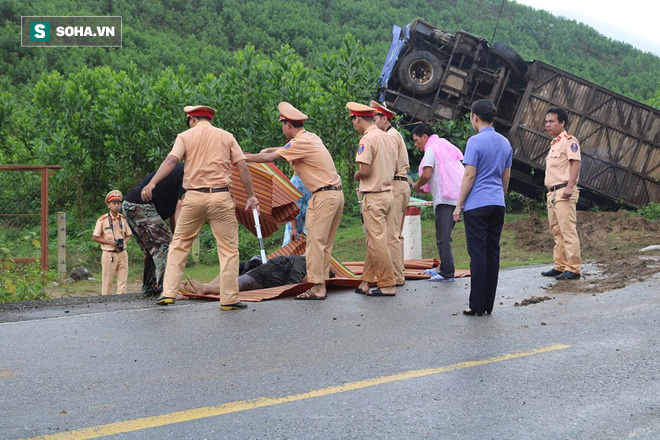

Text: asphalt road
xmin=1 ymin=264 xmax=659 ymax=440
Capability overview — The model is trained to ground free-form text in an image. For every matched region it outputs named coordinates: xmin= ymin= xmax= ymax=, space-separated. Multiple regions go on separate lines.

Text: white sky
xmin=513 ymin=0 xmax=660 ymax=56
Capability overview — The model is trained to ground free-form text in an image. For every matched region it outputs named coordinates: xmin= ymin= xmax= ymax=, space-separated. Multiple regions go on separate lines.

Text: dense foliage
xmin=1 ymin=0 xmax=659 ymax=272
xmin=2 ymin=37 xmax=377 ymax=221
xmin=3 ymin=0 xmax=658 ymax=98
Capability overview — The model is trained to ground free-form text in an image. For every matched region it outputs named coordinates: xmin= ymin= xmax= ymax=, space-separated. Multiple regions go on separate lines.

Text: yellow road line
xmin=26 ymin=344 xmax=569 ymax=440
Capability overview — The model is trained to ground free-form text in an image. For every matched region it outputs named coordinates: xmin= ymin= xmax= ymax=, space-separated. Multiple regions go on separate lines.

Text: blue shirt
xmin=282 ymin=174 xmax=311 ymax=246
xmin=462 ymin=126 xmax=513 ymax=211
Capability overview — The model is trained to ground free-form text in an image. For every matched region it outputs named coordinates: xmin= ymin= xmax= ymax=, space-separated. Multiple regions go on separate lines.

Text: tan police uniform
xmin=161 ymin=105 xmax=245 ymax=306
xmin=276 ymin=102 xmax=344 ymax=284
xmin=371 ymin=101 xmax=411 ymax=285
xmin=355 ymin=123 xmax=398 ymax=288
xmin=545 ymin=130 xmax=581 ymax=274
xmin=93 ymin=191 xmax=132 ymax=295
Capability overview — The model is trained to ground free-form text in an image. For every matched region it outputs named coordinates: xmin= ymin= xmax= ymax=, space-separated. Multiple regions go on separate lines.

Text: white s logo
xmin=35 ymin=24 xmax=46 ymax=38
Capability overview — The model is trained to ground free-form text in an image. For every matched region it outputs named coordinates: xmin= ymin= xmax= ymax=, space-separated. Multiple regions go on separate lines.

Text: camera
xmin=115 ymin=238 xmax=125 ymax=251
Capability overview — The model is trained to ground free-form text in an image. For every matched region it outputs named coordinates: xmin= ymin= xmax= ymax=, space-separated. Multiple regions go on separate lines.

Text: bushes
xmin=4 ymin=36 xmax=378 ymax=223
xmin=0 ymin=249 xmax=54 ymax=303
xmin=505 ymin=191 xmax=546 ymax=214
xmin=637 ymin=202 xmax=660 ymax=220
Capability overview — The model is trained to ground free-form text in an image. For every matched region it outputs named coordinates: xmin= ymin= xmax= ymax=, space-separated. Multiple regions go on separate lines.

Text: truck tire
xmin=396 ymin=51 xmax=443 ymax=95
xmin=490 ymin=41 xmax=528 ymax=79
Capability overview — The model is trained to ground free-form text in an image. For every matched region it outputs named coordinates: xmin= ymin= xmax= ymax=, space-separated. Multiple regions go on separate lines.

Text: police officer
xmin=371 ymin=100 xmax=411 ymax=286
xmin=347 ymin=101 xmax=398 ymax=296
xmin=122 ymin=163 xmax=185 ymax=296
xmin=92 ymin=190 xmax=132 ymax=295
xmin=245 ymin=102 xmax=344 ymax=300
xmin=541 ymin=107 xmax=582 ymax=280
xmin=142 ymin=105 xmax=259 ymax=310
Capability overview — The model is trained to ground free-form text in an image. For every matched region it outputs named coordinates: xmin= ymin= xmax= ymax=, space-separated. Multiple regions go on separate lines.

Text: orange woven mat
xmin=180 ymin=255 xmax=469 ymax=302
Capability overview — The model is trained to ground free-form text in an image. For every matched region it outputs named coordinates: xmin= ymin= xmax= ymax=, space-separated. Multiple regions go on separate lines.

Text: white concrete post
xmin=402 ymin=207 xmax=422 ymax=260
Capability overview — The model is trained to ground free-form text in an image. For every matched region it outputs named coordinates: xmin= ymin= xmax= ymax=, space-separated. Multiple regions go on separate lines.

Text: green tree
xmin=29 ymin=65 xmax=195 ymax=220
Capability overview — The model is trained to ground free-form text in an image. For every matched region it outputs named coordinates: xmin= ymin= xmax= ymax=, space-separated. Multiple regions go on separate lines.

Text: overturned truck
xmin=378 ymin=19 xmax=660 ymax=209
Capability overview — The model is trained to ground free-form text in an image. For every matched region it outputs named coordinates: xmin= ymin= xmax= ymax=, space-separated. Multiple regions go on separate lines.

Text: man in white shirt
xmin=412 ymin=124 xmax=464 ymax=282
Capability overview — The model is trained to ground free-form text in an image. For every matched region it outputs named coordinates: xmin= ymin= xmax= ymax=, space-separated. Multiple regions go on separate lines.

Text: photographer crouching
xmin=92 ymin=190 xmax=132 ymax=295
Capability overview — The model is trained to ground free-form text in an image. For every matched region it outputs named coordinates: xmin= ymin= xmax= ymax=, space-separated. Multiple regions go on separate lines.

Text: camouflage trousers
xmin=122 ymin=201 xmax=172 ymax=296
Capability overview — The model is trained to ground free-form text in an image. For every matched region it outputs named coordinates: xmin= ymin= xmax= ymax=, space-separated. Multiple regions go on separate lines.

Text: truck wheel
xmin=490 ymin=42 xmax=528 ymax=79
xmin=397 ymin=51 xmax=443 ymax=95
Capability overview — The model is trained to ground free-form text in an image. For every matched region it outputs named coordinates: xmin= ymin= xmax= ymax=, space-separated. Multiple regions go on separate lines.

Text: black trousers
xmin=464 ymin=205 xmax=505 ymax=314
xmin=434 ymin=204 xmax=456 ymax=278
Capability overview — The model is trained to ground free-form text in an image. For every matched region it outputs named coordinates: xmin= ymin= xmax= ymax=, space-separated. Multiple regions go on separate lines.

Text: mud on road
xmin=508 ymin=210 xmax=660 ymax=294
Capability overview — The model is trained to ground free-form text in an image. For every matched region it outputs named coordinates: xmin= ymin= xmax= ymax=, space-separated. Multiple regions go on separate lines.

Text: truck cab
xmin=378 ymin=19 xmax=527 ymax=128
xmin=378 ymin=19 xmax=660 ymax=209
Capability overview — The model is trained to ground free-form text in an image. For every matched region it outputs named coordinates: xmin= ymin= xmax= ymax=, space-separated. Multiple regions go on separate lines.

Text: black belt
xmin=393 ymin=176 xmax=408 ymax=182
xmin=547 ymin=183 xmax=568 ymax=192
xmin=104 ymin=250 xmax=125 ymax=253
xmin=190 ymin=187 xmax=229 ymax=193
xmin=314 ymin=186 xmax=342 ymax=193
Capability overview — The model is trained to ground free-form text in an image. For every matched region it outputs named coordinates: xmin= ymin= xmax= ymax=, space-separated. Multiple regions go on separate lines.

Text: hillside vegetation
xmin=1 ymin=0 xmax=659 ymax=221
xmin=3 ymin=0 xmax=658 ymax=99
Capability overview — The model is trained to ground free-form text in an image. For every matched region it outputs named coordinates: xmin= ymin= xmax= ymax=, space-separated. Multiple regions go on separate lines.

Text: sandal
xmin=366 ymin=288 xmax=396 ymax=296
xmin=185 ymin=275 xmax=199 ymax=293
xmin=295 ymin=289 xmax=327 ymax=300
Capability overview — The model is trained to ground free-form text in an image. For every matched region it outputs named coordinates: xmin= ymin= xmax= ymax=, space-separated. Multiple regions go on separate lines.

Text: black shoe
xmin=463 ymin=309 xmax=484 ymax=316
xmin=541 ymin=268 xmax=563 ymax=277
xmin=555 ymin=271 xmax=580 ymax=280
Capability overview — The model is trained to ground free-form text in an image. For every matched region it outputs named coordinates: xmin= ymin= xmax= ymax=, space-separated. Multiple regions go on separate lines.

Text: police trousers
xmin=305 ymin=189 xmax=344 ymax=284
xmin=361 ymin=191 xmax=395 ymax=288
xmin=162 ymin=191 xmax=240 ymax=306
xmin=386 ymin=180 xmax=411 ymax=284
xmin=546 ymin=188 xmax=581 ymax=273
xmin=101 ymin=249 xmax=128 ymax=295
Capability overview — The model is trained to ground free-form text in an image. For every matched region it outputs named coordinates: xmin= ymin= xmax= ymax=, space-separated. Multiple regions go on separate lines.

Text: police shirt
xmin=93 ymin=213 xmax=132 ymax=252
xmin=276 ymin=130 xmax=341 ymax=193
xmin=387 ymin=127 xmax=410 ymax=178
xmin=355 ymin=125 xmax=397 ymax=193
xmin=545 ymin=130 xmax=581 ymax=188
xmin=169 ymin=121 xmax=246 ymax=190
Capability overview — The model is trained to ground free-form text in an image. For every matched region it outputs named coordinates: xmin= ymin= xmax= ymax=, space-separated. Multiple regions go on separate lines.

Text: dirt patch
xmin=507 ymin=211 xmax=660 ymax=294
xmin=515 ymin=295 xmax=553 ymax=307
